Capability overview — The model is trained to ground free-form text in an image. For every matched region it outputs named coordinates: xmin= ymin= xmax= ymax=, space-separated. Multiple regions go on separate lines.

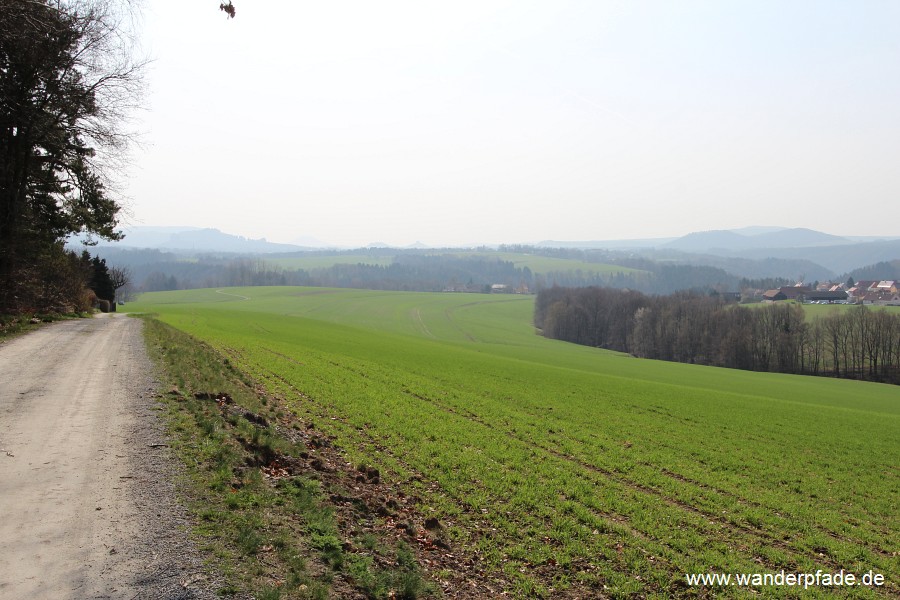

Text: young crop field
xmin=800 ymin=303 xmax=900 ymax=320
xmin=743 ymin=301 xmax=900 ymax=322
xmin=127 ymin=287 xmax=899 ymax=598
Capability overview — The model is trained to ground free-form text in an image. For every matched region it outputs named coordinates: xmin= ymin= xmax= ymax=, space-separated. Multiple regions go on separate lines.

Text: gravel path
xmin=0 ymin=314 xmax=229 ymax=599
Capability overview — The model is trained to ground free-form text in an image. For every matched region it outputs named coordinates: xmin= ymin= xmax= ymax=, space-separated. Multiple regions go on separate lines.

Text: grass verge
xmin=139 ymin=315 xmax=438 ymax=599
xmin=0 ymin=311 xmax=93 ymax=341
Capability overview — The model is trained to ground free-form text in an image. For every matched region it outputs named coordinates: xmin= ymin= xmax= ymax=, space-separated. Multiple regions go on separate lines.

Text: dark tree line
xmin=536 ymin=287 xmax=900 ymax=385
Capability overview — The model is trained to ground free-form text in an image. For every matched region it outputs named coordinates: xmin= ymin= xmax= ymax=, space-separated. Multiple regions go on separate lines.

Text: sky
xmin=122 ymin=0 xmax=900 ymax=247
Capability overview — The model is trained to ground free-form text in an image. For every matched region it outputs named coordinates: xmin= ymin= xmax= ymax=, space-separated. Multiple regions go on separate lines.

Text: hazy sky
xmin=124 ymin=0 xmax=900 ymax=247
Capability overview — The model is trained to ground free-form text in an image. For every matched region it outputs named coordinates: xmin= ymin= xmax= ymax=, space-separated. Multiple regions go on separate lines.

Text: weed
xmin=255 ymin=587 xmax=281 ymax=600
xmin=235 ymin=523 xmax=263 ymax=555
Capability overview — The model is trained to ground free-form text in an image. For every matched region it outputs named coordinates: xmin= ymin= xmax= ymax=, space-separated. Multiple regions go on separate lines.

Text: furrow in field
xmin=394 ymin=390 xmax=793 ymax=571
xmin=396 ymin=387 xmax=896 ymax=580
xmin=651 ymin=466 xmax=897 ymax=561
xmin=423 ymin=372 xmax=898 ymax=565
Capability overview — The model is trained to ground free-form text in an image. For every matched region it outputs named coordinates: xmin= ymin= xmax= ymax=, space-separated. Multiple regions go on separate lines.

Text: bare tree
xmin=109 ymin=264 xmax=131 ymax=302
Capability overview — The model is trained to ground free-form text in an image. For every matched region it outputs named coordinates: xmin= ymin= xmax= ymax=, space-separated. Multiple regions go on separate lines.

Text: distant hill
xmin=537 ymin=226 xmax=863 ymax=252
xmin=84 ymin=225 xmax=897 ymax=275
xmin=849 ymin=259 xmax=900 ymax=282
xmin=747 ymin=228 xmax=850 ymax=249
xmin=688 ymin=255 xmax=834 ymax=282
xmin=634 ymin=248 xmax=835 ymax=281
xmin=664 ymin=228 xmax=851 ymax=252
xmin=96 ymin=226 xmax=202 ymax=248
xmin=738 ymin=238 xmax=900 ymax=275
xmin=163 ymin=228 xmax=304 ymax=253
xmin=540 ymin=227 xmax=898 ymax=279
xmin=664 ymin=230 xmax=749 ymax=252
xmin=728 ymin=225 xmax=787 ymax=236
xmin=94 ymin=226 xmax=311 ymax=254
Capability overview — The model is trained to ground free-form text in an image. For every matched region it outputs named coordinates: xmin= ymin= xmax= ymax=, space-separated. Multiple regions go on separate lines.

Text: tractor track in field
xmin=411 ymin=308 xmax=437 ymax=339
xmin=397 ymin=388 xmax=898 ymax=585
xmin=652 ymin=465 xmax=897 ymax=561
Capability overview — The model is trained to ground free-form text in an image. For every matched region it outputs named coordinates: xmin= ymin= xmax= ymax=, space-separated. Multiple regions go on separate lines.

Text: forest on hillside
xmin=536 ymin=287 xmax=900 ymax=385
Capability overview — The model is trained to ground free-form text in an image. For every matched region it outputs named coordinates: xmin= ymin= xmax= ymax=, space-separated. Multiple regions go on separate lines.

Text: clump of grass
xmin=255 ymin=587 xmax=281 ymax=600
xmin=344 ymin=542 xmax=434 ymax=600
xmin=235 ymin=520 xmax=265 ymax=555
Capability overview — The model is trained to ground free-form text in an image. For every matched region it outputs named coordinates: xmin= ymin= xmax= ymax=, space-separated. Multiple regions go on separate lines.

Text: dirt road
xmin=0 ymin=314 xmax=219 ymax=599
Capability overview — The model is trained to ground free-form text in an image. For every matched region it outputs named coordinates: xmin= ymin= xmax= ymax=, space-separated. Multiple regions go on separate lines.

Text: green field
xmin=745 ymin=301 xmax=900 ymax=321
xmin=127 ymin=287 xmax=899 ymax=598
xmin=800 ymin=303 xmax=900 ymax=319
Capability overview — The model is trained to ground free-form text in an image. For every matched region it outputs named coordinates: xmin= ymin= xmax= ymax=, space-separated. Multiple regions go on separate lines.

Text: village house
xmin=848 ymin=281 xmax=878 ymax=296
xmin=876 ymin=280 xmax=898 ymax=293
xmin=858 ymin=290 xmax=900 ymax=305
xmin=814 ymin=281 xmax=848 ymax=293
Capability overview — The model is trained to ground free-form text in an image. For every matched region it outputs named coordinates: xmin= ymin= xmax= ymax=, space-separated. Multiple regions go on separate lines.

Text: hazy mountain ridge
xmin=163 ymin=228 xmax=306 ymax=253
xmin=635 ymin=251 xmax=836 ymax=282
xmin=664 ymin=228 xmax=851 ymax=252
xmin=96 ymin=226 xmax=312 ymax=253
xmin=537 ymin=227 xmax=899 ymax=278
xmin=95 ymin=227 xmax=442 ymax=253
xmin=663 ymin=230 xmax=751 ymax=252
xmin=88 ymin=225 xmax=900 ymax=281
xmin=734 ymin=238 xmax=900 ymax=275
